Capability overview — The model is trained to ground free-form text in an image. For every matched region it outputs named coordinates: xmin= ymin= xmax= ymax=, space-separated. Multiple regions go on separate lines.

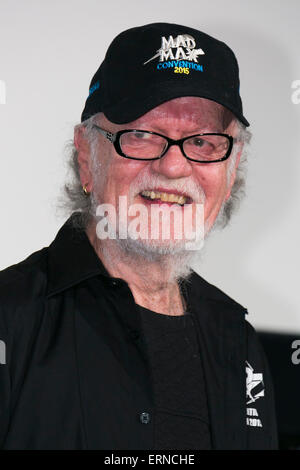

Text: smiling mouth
xmin=139 ymin=190 xmax=192 ymax=206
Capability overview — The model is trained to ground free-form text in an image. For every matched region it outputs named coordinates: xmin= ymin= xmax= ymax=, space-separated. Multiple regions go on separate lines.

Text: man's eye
xmin=192 ymin=138 xmax=206 ymax=147
xmin=133 ymin=132 xmax=150 ymax=139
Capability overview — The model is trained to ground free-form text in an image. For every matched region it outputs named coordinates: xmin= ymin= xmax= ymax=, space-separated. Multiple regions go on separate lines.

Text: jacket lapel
xmin=73 ymin=279 xmax=154 ymax=449
xmin=186 ymin=278 xmax=248 ymax=449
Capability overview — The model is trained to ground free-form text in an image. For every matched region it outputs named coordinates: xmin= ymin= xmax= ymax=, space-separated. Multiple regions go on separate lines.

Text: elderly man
xmin=0 ymin=23 xmax=277 ymax=450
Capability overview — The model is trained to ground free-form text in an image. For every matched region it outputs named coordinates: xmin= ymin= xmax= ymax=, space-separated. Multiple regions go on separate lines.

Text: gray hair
xmin=58 ymin=114 xmax=100 ymax=229
xmin=58 ymin=113 xmax=252 ymax=230
xmin=216 ymin=119 xmax=252 ymax=229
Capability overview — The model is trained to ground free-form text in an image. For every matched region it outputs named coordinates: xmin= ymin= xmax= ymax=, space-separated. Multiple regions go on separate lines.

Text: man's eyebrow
xmin=124 ymin=123 xmax=224 ymax=134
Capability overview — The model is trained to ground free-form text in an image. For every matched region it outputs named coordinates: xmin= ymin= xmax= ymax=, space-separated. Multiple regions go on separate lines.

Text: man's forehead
xmin=102 ymin=97 xmax=234 ymax=130
xmin=140 ymin=97 xmax=227 ymax=121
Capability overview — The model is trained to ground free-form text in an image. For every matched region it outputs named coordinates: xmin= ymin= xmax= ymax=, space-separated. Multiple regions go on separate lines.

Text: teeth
xmin=141 ymin=190 xmax=188 ymax=205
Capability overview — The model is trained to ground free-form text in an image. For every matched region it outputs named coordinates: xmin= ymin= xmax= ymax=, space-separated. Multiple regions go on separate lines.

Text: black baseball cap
xmin=81 ymin=22 xmax=249 ymax=126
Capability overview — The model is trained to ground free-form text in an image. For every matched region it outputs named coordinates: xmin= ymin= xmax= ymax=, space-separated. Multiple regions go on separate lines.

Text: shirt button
xmin=129 ymin=329 xmax=140 ymax=340
xmin=140 ymin=412 xmax=151 ymax=424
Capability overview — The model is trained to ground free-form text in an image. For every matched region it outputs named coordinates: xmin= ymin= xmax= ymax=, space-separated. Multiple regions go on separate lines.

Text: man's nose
xmin=150 ymin=144 xmax=193 ymax=179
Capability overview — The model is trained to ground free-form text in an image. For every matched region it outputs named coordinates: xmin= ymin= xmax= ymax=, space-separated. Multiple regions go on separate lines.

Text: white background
xmin=0 ymin=0 xmax=299 ymax=333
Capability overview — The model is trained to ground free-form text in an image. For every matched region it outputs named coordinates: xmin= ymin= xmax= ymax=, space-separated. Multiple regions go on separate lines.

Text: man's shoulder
xmin=0 ymin=247 xmax=49 ymax=310
xmin=188 ymin=269 xmax=248 ymax=313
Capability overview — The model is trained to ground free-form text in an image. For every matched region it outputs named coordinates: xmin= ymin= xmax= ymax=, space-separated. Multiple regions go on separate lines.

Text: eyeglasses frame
xmin=92 ymin=124 xmax=235 ymax=164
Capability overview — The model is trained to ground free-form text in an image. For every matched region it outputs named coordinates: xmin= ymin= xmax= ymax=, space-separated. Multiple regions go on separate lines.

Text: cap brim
xmin=103 ymin=80 xmax=250 ymax=127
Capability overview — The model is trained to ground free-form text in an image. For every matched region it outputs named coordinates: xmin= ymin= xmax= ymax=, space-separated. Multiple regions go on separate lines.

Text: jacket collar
xmin=47 ymin=213 xmax=111 ymax=297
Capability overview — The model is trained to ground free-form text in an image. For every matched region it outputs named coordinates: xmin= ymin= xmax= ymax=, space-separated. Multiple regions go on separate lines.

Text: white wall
xmin=0 ymin=0 xmax=299 ymax=333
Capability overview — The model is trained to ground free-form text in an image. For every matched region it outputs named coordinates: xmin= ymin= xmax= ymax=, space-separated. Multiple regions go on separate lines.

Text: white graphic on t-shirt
xmin=246 ymin=361 xmax=264 ymax=428
xmin=246 ymin=361 xmax=265 ymax=404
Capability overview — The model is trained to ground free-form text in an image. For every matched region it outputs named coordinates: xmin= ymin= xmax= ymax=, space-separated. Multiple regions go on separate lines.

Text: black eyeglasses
xmin=92 ymin=125 xmax=234 ymax=163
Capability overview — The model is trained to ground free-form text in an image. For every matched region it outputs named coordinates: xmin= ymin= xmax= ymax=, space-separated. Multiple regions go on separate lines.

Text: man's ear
xmin=74 ymin=126 xmax=92 ymax=192
xmin=224 ymin=144 xmax=243 ymax=201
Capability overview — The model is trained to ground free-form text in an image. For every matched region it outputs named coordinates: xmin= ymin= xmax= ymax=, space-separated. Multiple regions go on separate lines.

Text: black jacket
xmin=0 ymin=214 xmax=278 ymax=449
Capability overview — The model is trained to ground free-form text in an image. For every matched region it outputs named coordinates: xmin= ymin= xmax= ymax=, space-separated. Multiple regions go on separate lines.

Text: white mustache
xmin=129 ymin=173 xmax=205 ymax=203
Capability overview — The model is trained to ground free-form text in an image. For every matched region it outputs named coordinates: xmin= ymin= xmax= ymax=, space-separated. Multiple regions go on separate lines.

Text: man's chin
xmin=115 ymin=235 xmax=201 ymax=259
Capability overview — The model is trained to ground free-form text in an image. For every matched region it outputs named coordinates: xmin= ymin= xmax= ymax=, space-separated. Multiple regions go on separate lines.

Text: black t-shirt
xmin=137 ymin=305 xmax=212 ymax=450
